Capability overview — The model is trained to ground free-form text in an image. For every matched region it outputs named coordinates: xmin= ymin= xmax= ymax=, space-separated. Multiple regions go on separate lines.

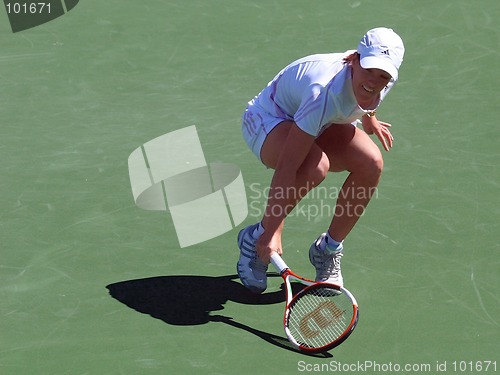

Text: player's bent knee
xmin=350 ymin=149 xmax=383 ymax=180
xmin=364 ymin=153 xmax=384 ymax=180
xmin=311 ymin=159 xmax=329 ymax=185
xmin=299 ymin=152 xmax=329 ymax=186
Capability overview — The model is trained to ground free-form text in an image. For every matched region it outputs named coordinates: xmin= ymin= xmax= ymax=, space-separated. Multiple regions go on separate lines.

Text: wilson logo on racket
xmin=299 ymin=300 xmax=346 ymax=339
xmin=271 ymin=253 xmax=359 ymax=353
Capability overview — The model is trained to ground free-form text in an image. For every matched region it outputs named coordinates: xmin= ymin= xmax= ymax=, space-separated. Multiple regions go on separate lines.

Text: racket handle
xmin=270 ymin=252 xmax=288 ymax=273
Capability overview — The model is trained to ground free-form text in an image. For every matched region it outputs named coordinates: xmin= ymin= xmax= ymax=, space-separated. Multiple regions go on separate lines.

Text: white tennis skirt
xmin=241 ymin=102 xmax=289 ymax=162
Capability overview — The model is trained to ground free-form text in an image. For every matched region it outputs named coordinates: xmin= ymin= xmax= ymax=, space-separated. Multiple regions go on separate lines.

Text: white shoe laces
xmin=317 ymin=250 xmax=343 ymax=279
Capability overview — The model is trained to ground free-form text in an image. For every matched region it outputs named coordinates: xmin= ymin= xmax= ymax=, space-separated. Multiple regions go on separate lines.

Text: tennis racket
xmin=270 ymin=252 xmax=359 ymax=353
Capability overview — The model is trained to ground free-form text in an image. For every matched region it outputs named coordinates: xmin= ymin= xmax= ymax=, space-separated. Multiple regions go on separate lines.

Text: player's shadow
xmin=106 ymin=274 xmax=331 ymax=357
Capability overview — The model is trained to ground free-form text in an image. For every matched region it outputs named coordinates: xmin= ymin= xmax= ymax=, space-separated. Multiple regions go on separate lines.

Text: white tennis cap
xmin=357 ymin=27 xmax=405 ymax=80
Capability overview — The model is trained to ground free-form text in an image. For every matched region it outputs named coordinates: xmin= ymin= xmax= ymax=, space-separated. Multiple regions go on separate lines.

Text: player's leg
xmin=238 ymin=119 xmax=329 ymax=293
xmin=315 ymin=123 xmax=383 ymax=241
xmin=309 ymin=123 xmax=383 ymax=285
xmin=260 ymin=120 xmax=330 ymax=210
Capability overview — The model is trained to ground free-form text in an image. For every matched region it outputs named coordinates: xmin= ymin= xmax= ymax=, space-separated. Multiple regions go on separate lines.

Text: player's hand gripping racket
xmin=270 ymin=252 xmax=359 ymax=353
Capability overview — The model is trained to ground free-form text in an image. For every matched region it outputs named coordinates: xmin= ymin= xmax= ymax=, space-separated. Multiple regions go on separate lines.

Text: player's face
xmin=351 ymin=55 xmax=392 ymax=109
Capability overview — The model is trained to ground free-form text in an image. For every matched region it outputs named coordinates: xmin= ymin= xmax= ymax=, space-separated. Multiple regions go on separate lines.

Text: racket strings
xmin=287 ymin=287 xmax=353 ymax=349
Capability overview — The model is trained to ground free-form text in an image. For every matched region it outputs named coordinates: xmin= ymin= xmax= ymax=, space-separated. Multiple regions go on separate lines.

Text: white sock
xmin=322 ymin=232 xmax=343 ymax=252
xmin=252 ymin=222 xmax=265 ymax=239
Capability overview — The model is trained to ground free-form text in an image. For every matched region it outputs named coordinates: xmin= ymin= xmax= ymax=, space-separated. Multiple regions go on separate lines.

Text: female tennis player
xmin=237 ymin=27 xmax=405 ymax=293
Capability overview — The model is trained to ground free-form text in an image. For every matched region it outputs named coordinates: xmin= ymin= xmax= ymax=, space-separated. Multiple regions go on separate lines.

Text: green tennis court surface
xmin=1 ymin=1 xmax=498 ymax=374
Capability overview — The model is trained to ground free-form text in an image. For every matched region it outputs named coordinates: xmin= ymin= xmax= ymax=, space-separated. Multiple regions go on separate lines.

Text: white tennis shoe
xmin=237 ymin=223 xmax=268 ymax=293
xmin=309 ymin=233 xmax=344 ymax=287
